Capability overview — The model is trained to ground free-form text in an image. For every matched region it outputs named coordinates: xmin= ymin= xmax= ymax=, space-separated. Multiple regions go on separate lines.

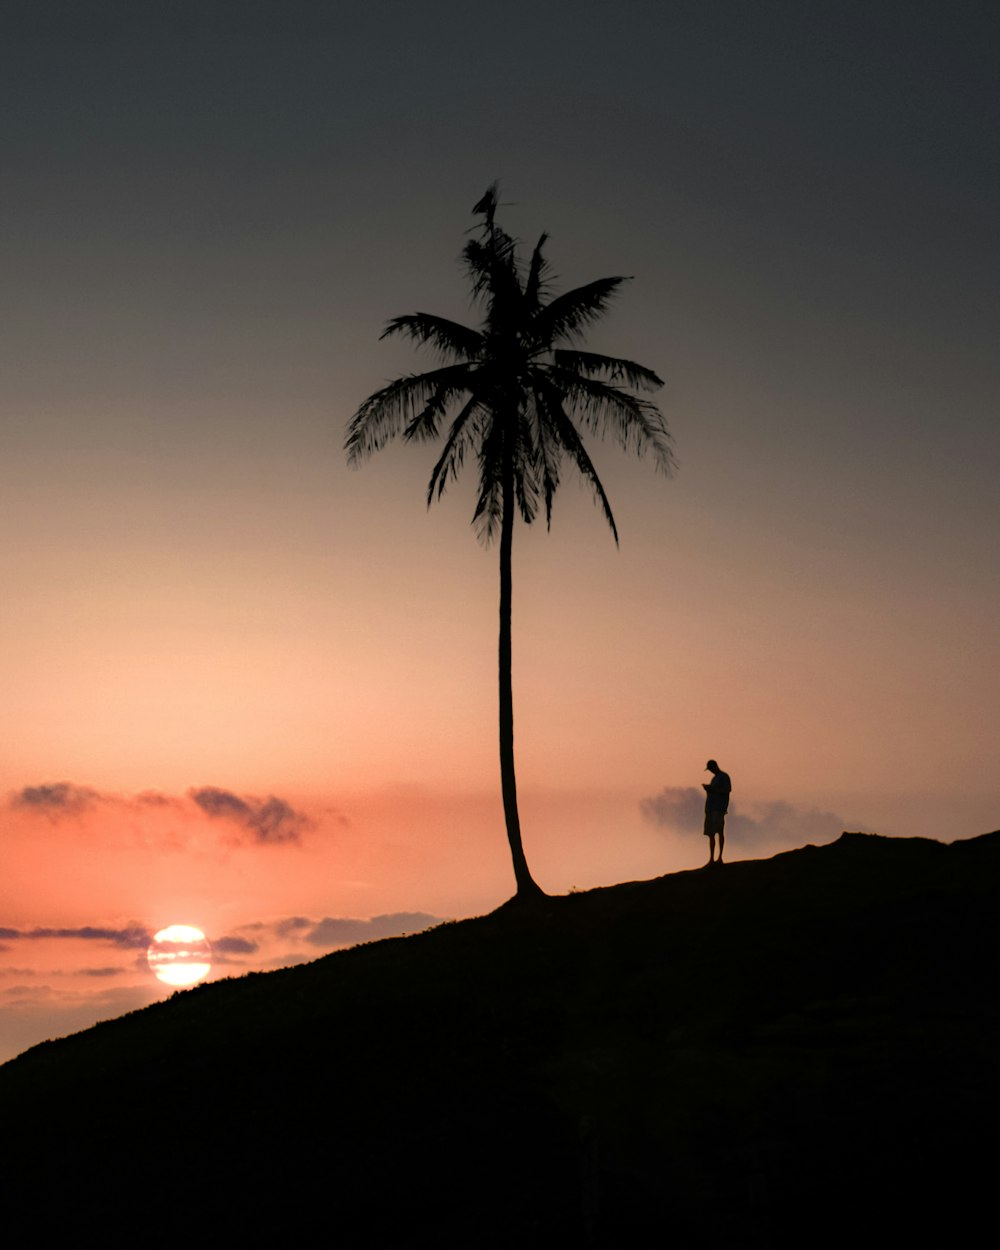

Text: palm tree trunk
xmin=498 ymin=460 xmax=543 ymax=899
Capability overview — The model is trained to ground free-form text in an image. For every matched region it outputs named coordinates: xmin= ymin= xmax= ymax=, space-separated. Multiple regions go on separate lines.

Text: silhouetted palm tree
xmin=346 ymin=186 xmax=674 ymax=899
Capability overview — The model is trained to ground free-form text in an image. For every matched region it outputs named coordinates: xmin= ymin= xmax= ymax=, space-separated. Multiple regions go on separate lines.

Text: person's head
xmin=706 ymin=759 xmax=719 ymax=774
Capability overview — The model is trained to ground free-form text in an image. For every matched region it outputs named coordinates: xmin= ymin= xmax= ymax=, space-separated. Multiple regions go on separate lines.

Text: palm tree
xmin=346 ymin=186 xmax=674 ymax=899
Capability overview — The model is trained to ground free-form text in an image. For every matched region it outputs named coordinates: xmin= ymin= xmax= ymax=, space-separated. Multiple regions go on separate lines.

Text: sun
xmin=147 ymin=924 xmax=213 ymax=987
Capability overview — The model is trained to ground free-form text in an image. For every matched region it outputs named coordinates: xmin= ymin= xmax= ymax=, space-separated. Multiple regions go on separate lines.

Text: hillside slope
xmin=3 ymin=832 xmax=998 ymax=1246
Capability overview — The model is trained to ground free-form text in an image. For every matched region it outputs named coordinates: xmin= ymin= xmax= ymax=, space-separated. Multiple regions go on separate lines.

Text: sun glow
xmin=147 ymin=924 xmax=212 ymax=987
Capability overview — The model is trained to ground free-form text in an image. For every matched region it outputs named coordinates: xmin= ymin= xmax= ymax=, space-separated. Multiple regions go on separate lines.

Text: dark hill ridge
xmin=3 ymin=832 xmax=998 ymax=1246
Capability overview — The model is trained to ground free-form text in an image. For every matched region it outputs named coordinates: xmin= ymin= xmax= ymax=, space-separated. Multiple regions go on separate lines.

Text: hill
xmin=2 ymin=832 xmax=998 ymax=1246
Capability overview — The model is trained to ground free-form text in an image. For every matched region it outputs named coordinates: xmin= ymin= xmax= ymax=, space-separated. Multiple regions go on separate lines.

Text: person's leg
xmin=707 ymin=832 xmax=716 ymax=864
xmin=718 ymin=828 xmax=725 ymax=863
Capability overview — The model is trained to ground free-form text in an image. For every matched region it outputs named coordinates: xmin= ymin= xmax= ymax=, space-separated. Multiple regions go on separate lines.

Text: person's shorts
xmin=703 ymin=810 xmax=726 ymax=837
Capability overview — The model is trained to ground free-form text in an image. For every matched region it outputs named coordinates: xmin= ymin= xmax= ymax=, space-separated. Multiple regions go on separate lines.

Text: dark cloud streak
xmin=276 ymin=916 xmax=311 ymax=936
xmin=10 ymin=782 xmax=101 ymax=815
xmin=1 ymin=926 xmax=152 ymax=949
xmin=213 ymin=935 xmax=259 ymax=955
xmin=189 ymin=787 xmax=311 ymax=845
xmin=304 ymin=912 xmax=441 ymax=948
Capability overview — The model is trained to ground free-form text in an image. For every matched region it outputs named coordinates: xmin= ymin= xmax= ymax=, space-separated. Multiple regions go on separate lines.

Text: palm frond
xmin=402 ymin=377 xmax=467 ymax=443
xmin=381 ymin=314 xmax=484 ymax=362
xmin=552 ymin=349 xmax=663 ymax=392
xmin=467 ymin=184 xmax=523 ymax=315
xmin=463 ymin=235 xmax=519 ymax=304
xmin=524 ymin=233 xmax=552 ymax=312
xmin=426 ymin=396 xmax=482 ymax=503
xmin=527 ymin=386 xmax=562 ymax=528
xmin=536 ymin=378 xmax=619 ymax=543
xmin=470 ymin=413 xmax=506 ymax=545
xmin=345 ymin=364 xmax=474 ymax=463
xmin=512 ymin=409 xmax=542 ymax=526
xmin=547 ymin=368 xmax=676 ymax=475
xmin=531 ymin=276 xmax=629 ymax=345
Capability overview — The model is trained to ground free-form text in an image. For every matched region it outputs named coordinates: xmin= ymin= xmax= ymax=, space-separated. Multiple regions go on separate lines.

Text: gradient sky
xmin=2 ymin=0 xmax=997 ymax=1063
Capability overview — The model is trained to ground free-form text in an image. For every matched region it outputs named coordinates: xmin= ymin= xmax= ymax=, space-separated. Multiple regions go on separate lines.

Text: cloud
xmin=228 ymin=913 xmax=445 ymax=956
xmin=8 ymin=780 xmax=316 ymax=849
xmin=3 ymin=984 xmax=57 ymax=1004
xmin=2 ymin=925 xmax=152 ymax=949
xmin=639 ymin=787 xmax=705 ymax=834
xmin=134 ymin=791 xmax=184 ymax=811
xmin=275 ymin=916 xmax=311 ymax=937
xmin=729 ymin=799 xmax=871 ymax=845
xmin=189 ymin=787 xmax=311 ymax=845
xmin=640 ymin=786 xmax=864 ymax=848
xmin=213 ymin=935 xmax=259 ymax=956
xmin=10 ymin=782 xmax=102 ymax=816
xmin=8 ymin=782 xmax=183 ymax=817
xmin=304 ymin=912 xmax=442 ymax=948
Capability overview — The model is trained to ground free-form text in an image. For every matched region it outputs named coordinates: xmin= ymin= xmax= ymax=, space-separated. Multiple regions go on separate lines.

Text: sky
xmin=2 ymin=0 xmax=997 ymax=1063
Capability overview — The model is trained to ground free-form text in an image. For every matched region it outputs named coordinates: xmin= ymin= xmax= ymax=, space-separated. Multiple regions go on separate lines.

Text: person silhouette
xmin=702 ymin=759 xmax=731 ymax=865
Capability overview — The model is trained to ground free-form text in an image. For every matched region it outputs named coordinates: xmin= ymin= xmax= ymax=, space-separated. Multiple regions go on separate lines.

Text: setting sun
xmin=147 ymin=925 xmax=213 ymax=987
